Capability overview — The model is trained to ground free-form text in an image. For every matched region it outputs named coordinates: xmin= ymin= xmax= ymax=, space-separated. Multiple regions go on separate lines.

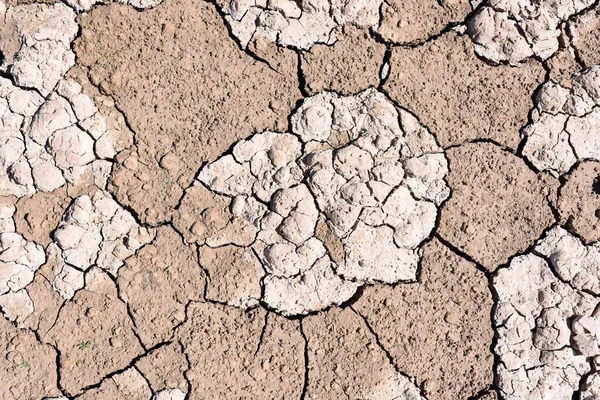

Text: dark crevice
xmin=350 ymin=306 xmax=425 ymax=397
xmin=298 ymin=319 xmax=310 ymax=400
xmin=72 ymin=340 xmax=172 ymax=397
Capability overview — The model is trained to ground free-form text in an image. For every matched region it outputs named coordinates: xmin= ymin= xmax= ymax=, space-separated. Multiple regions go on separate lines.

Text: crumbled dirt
xmin=437 ymin=142 xmax=555 ymax=271
xmin=77 ymin=367 xmax=151 ymax=400
xmin=177 ymin=302 xmax=305 ymax=399
xmin=117 ymin=226 xmax=205 ymax=348
xmin=353 ymin=238 xmax=494 ymax=399
xmin=546 ymin=47 xmax=581 ymax=87
xmin=300 ymin=25 xmax=386 ymax=95
xmin=377 ymin=0 xmax=471 ymax=44
xmin=558 ymin=161 xmax=600 ymax=244
xmin=74 ymin=0 xmax=301 ymax=225
xmin=384 ymin=32 xmax=545 ymax=149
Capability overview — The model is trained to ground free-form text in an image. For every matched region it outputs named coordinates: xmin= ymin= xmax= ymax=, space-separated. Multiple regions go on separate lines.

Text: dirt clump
xmin=437 ymin=142 xmax=554 ymax=271
xmin=74 ymin=0 xmax=301 ymax=225
xmin=352 ymin=238 xmax=494 ymax=400
xmin=300 ymin=26 xmax=386 ymax=95
xmin=384 ymin=31 xmax=545 ymax=149
xmin=77 ymin=367 xmax=151 ymax=400
xmin=13 ymin=187 xmax=71 ymax=246
xmin=559 ymin=161 xmax=600 ymax=243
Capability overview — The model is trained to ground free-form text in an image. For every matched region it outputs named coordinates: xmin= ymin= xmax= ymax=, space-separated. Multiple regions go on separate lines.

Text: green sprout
xmin=21 ymin=361 xmax=30 ymax=369
xmin=453 ymin=299 xmax=462 ymax=307
xmin=77 ymin=341 xmax=91 ymax=350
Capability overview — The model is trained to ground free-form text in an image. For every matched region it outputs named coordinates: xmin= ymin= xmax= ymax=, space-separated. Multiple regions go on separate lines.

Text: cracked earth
xmin=1 ymin=0 xmax=600 ymax=398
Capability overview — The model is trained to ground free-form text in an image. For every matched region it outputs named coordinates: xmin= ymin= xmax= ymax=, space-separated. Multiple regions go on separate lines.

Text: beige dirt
xmin=437 ymin=142 xmax=555 ymax=271
xmin=118 ymin=226 xmax=205 ymax=348
xmin=176 ymin=302 xmax=304 ymax=399
xmin=384 ymin=32 xmax=545 ymax=149
xmin=377 ymin=0 xmax=471 ymax=44
xmin=74 ymin=0 xmax=301 ymax=226
xmin=353 ymin=238 xmax=494 ymax=399
xmin=44 ymin=268 xmax=144 ymax=395
xmin=558 ymin=161 xmax=600 ymax=244
xmin=300 ymin=25 xmax=386 ymax=95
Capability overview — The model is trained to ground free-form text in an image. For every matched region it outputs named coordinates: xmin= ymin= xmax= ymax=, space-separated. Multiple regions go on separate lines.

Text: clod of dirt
xmin=135 ymin=342 xmax=188 ymax=393
xmin=13 ymin=187 xmax=71 ymax=246
xmin=0 ymin=197 xmax=46 ymax=322
xmin=546 ymin=47 xmax=582 ymax=88
xmin=384 ymin=31 xmax=545 ymax=149
xmin=0 ymin=2 xmax=77 ymax=95
xmin=377 ymin=0 xmax=471 ymax=44
xmin=302 ymin=307 xmax=423 ymax=399
xmin=535 ymin=226 xmax=600 ymax=295
xmin=558 ymin=161 xmax=600 ymax=243
xmin=300 ymin=25 xmax=386 ymax=95
xmin=570 ymin=5 xmax=600 ymax=68
xmin=522 ymin=65 xmax=600 ymax=175
xmin=180 ymin=88 xmax=449 ymax=315
xmin=0 ymin=316 xmax=60 ymax=399
xmin=16 ymin=259 xmax=65 ymax=334
xmin=75 ymin=0 xmax=301 ymax=225
xmin=352 ymin=238 xmax=494 ymax=400
xmin=467 ymin=0 xmax=595 ymax=64
xmin=118 ymin=226 xmax=205 ymax=348
xmin=438 ymin=142 xmax=554 ymax=271
xmin=177 ymin=302 xmax=305 ymax=399
xmin=77 ymin=367 xmax=151 ymax=400
xmin=44 ymin=268 xmax=144 ymax=395
xmin=494 ymin=226 xmax=600 ymax=399
xmin=214 ymin=0 xmax=381 ymax=50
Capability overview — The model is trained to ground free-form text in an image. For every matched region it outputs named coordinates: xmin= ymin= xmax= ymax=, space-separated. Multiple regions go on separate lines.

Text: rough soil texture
xmin=353 ymin=238 xmax=494 ymax=400
xmin=558 ymin=161 xmax=600 ymax=244
xmin=2 ymin=0 xmax=600 ymax=398
xmin=300 ymin=26 xmax=386 ymax=95
xmin=384 ymin=32 xmax=545 ymax=149
xmin=377 ymin=0 xmax=471 ymax=44
xmin=74 ymin=0 xmax=301 ymax=225
xmin=438 ymin=142 xmax=555 ymax=271
xmin=177 ymin=302 xmax=305 ymax=399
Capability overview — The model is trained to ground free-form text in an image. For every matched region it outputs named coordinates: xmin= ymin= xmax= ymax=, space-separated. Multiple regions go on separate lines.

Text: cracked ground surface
xmin=1 ymin=0 xmax=600 ymax=398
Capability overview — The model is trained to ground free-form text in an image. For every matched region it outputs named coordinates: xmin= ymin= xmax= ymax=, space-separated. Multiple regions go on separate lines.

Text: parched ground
xmin=1 ymin=0 xmax=600 ymax=399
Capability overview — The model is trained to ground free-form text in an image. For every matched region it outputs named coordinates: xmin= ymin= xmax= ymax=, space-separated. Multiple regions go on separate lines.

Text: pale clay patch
xmin=494 ymin=226 xmax=600 ymax=400
xmin=193 ymin=89 xmax=449 ymax=315
xmin=522 ymin=65 xmax=600 ymax=175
